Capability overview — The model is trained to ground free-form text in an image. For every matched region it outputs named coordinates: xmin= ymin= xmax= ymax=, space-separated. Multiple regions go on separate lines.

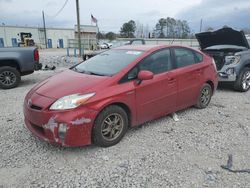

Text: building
xmin=0 ymin=24 xmax=98 ymax=49
xmin=68 ymin=25 xmax=98 ymax=49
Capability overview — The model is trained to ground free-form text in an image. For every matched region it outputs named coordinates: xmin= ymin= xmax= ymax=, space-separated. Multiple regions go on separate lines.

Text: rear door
xmin=172 ymin=47 xmax=204 ymax=109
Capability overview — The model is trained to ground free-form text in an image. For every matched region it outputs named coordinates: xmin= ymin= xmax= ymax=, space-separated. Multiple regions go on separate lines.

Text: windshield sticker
xmin=126 ymin=51 xmax=142 ymax=55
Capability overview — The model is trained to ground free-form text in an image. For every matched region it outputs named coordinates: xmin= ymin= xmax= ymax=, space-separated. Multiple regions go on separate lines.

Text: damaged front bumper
xmin=218 ymin=71 xmax=237 ymax=82
xmin=23 ymin=93 xmax=98 ymax=147
xmin=218 ymin=66 xmax=237 ymax=82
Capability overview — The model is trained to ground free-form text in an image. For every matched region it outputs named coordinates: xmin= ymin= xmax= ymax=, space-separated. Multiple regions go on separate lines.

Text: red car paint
xmin=23 ymin=45 xmax=218 ymax=147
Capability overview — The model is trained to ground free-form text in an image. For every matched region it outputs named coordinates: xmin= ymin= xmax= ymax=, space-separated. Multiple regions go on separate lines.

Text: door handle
xmin=168 ymin=77 xmax=176 ymax=83
xmin=196 ymin=69 xmax=202 ymax=73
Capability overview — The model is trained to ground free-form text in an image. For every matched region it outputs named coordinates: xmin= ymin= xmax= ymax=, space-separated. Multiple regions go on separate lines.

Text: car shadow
xmin=217 ymin=82 xmax=235 ymax=91
xmin=18 ymin=79 xmax=38 ymax=88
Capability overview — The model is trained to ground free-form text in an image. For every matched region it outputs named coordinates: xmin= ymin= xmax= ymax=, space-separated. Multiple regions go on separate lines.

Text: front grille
xmin=30 ymin=104 xmax=42 ymax=111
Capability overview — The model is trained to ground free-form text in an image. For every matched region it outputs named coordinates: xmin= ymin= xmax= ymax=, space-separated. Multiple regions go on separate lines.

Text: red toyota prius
xmin=23 ymin=45 xmax=218 ymax=147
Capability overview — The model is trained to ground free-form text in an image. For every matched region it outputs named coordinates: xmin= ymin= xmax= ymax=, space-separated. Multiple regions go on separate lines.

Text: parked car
xmin=124 ymin=39 xmax=146 ymax=45
xmin=0 ymin=47 xmax=40 ymax=89
xmin=196 ymin=27 xmax=250 ymax=92
xmin=104 ymin=42 xmax=113 ymax=48
xmin=83 ymin=39 xmax=146 ymax=61
xmin=24 ymin=45 xmax=218 ymax=147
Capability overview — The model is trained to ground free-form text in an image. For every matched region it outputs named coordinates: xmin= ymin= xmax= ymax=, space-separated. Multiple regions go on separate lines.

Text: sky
xmin=0 ymin=0 xmax=250 ymax=33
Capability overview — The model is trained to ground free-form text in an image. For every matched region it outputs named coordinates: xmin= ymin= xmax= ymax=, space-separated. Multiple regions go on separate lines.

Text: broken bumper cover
xmin=218 ymin=66 xmax=237 ymax=82
xmin=23 ymin=99 xmax=98 ymax=147
xmin=218 ymin=72 xmax=236 ymax=82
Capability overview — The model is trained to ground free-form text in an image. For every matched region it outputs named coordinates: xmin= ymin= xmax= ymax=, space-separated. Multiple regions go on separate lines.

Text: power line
xmin=50 ymin=0 xmax=69 ymax=18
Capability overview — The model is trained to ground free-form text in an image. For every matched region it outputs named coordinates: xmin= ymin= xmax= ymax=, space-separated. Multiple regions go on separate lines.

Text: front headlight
xmin=50 ymin=93 xmax=95 ymax=110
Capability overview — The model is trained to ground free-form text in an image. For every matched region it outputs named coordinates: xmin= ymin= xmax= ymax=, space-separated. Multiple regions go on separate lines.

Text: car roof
xmin=114 ymin=45 xmax=169 ymax=52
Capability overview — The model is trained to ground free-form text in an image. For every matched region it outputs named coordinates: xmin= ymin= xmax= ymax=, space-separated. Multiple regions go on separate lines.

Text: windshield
xmin=74 ymin=49 xmax=143 ymax=76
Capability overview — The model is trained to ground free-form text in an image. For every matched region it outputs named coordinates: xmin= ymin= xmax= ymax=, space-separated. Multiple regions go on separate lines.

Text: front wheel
xmin=195 ymin=83 xmax=212 ymax=109
xmin=234 ymin=68 xmax=250 ymax=92
xmin=92 ymin=105 xmax=128 ymax=147
xmin=0 ymin=66 xmax=21 ymax=89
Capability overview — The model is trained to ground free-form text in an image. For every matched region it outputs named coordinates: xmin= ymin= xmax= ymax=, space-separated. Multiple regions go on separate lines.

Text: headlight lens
xmin=50 ymin=93 xmax=95 ymax=110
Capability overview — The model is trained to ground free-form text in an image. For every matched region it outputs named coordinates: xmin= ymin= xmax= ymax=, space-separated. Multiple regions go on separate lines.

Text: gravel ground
xmin=0 ymin=49 xmax=250 ymax=188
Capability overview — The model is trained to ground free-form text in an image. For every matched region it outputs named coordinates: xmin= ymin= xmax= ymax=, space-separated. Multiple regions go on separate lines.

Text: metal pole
xmin=2 ymin=23 xmax=7 ymax=47
xmin=42 ymin=11 xmax=48 ymax=48
xmin=76 ymin=0 xmax=81 ymax=56
xmin=199 ymin=19 xmax=203 ymax=32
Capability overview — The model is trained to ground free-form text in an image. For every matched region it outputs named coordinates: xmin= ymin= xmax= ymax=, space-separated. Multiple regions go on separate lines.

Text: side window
xmin=139 ymin=49 xmax=172 ymax=74
xmin=194 ymin=51 xmax=203 ymax=63
xmin=174 ymin=48 xmax=196 ymax=68
xmin=119 ymin=49 xmax=172 ymax=84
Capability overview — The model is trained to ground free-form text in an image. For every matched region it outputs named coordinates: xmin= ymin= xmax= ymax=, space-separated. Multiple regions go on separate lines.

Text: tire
xmin=234 ymin=67 xmax=250 ymax=92
xmin=92 ymin=105 xmax=128 ymax=147
xmin=195 ymin=83 xmax=212 ymax=109
xmin=34 ymin=62 xmax=42 ymax=71
xmin=0 ymin=66 xmax=21 ymax=89
xmin=83 ymin=55 xmax=90 ymax=61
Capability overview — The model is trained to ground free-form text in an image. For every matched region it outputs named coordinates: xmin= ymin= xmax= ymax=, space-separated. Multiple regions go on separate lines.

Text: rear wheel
xmin=234 ymin=67 xmax=250 ymax=92
xmin=195 ymin=83 xmax=212 ymax=109
xmin=0 ymin=66 xmax=21 ymax=89
xmin=92 ymin=105 xmax=128 ymax=147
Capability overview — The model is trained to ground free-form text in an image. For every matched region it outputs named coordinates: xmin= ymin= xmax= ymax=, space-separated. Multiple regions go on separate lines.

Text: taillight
xmin=34 ymin=49 xmax=39 ymax=62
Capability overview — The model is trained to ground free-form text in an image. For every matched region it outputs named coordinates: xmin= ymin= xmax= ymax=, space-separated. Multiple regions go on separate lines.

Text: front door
xmin=59 ymin=39 xmax=64 ymax=48
xmin=134 ymin=49 xmax=177 ymax=124
xmin=0 ymin=38 xmax=4 ymax=47
xmin=11 ymin=38 xmax=18 ymax=47
xmin=48 ymin=39 xmax=52 ymax=48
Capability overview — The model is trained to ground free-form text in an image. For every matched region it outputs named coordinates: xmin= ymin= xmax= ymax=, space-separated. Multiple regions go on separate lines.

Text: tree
xmin=120 ymin=20 xmax=136 ymax=38
xmin=155 ymin=18 xmax=167 ymax=38
xmin=105 ymin=32 xmax=116 ymax=41
xmin=97 ymin=32 xmax=105 ymax=40
xmin=155 ymin=17 xmax=191 ymax=38
xmin=205 ymin=26 xmax=214 ymax=32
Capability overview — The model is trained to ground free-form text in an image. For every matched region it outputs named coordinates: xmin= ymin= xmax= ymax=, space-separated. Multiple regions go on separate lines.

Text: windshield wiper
xmin=86 ymin=71 xmax=108 ymax=76
xmin=73 ymin=68 xmax=108 ymax=76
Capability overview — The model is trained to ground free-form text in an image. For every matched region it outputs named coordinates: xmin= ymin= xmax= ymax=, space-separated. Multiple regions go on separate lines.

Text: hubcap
xmin=242 ymin=71 xmax=250 ymax=90
xmin=200 ymin=87 xmax=211 ymax=106
xmin=101 ymin=113 xmax=124 ymax=141
xmin=0 ymin=71 xmax=16 ymax=86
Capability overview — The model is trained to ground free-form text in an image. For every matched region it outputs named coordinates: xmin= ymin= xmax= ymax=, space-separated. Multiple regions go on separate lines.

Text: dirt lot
xmin=0 ymin=49 xmax=250 ymax=188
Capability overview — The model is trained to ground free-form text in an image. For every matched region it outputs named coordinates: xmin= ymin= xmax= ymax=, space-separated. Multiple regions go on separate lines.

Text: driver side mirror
xmin=137 ymin=70 xmax=154 ymax=83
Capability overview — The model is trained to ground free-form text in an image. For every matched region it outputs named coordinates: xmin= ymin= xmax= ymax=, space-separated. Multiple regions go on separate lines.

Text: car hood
xmin=35 ymin=69 xmax=109 ymax=99
xmin=195 ymin=27 xmax=250 ymax=50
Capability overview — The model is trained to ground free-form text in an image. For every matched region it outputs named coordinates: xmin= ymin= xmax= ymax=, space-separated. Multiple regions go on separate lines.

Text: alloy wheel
xmin=101 ymin=113 xmax=124 ymax=141
xmin=241 ymin=71 xmax=250 ymax=90
xmin=0 ymin=71 xmax=17 ymax=86
xmin=200 ymin=87 xmax=211 ymax=106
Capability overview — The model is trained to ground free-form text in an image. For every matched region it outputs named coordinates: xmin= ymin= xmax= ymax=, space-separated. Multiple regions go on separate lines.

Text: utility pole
xmin=76 ymin=0 xmax=81 ymax=56
xmin=42 ymin=11 xmax=48 ymax=48
xmin=199 ymin=19 xmax=203 ymax=32
xmin=2 ymin=23 xmax=7 ymax=47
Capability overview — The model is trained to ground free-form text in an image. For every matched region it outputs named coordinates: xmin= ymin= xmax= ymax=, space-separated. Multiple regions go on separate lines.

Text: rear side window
xmin=194 ymin=51 xmax=203 ymax=63
xmin=174 ymin=48 xmax=197 ymax=68
xmin=139 ymin=49 xmax=172 ymax=74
